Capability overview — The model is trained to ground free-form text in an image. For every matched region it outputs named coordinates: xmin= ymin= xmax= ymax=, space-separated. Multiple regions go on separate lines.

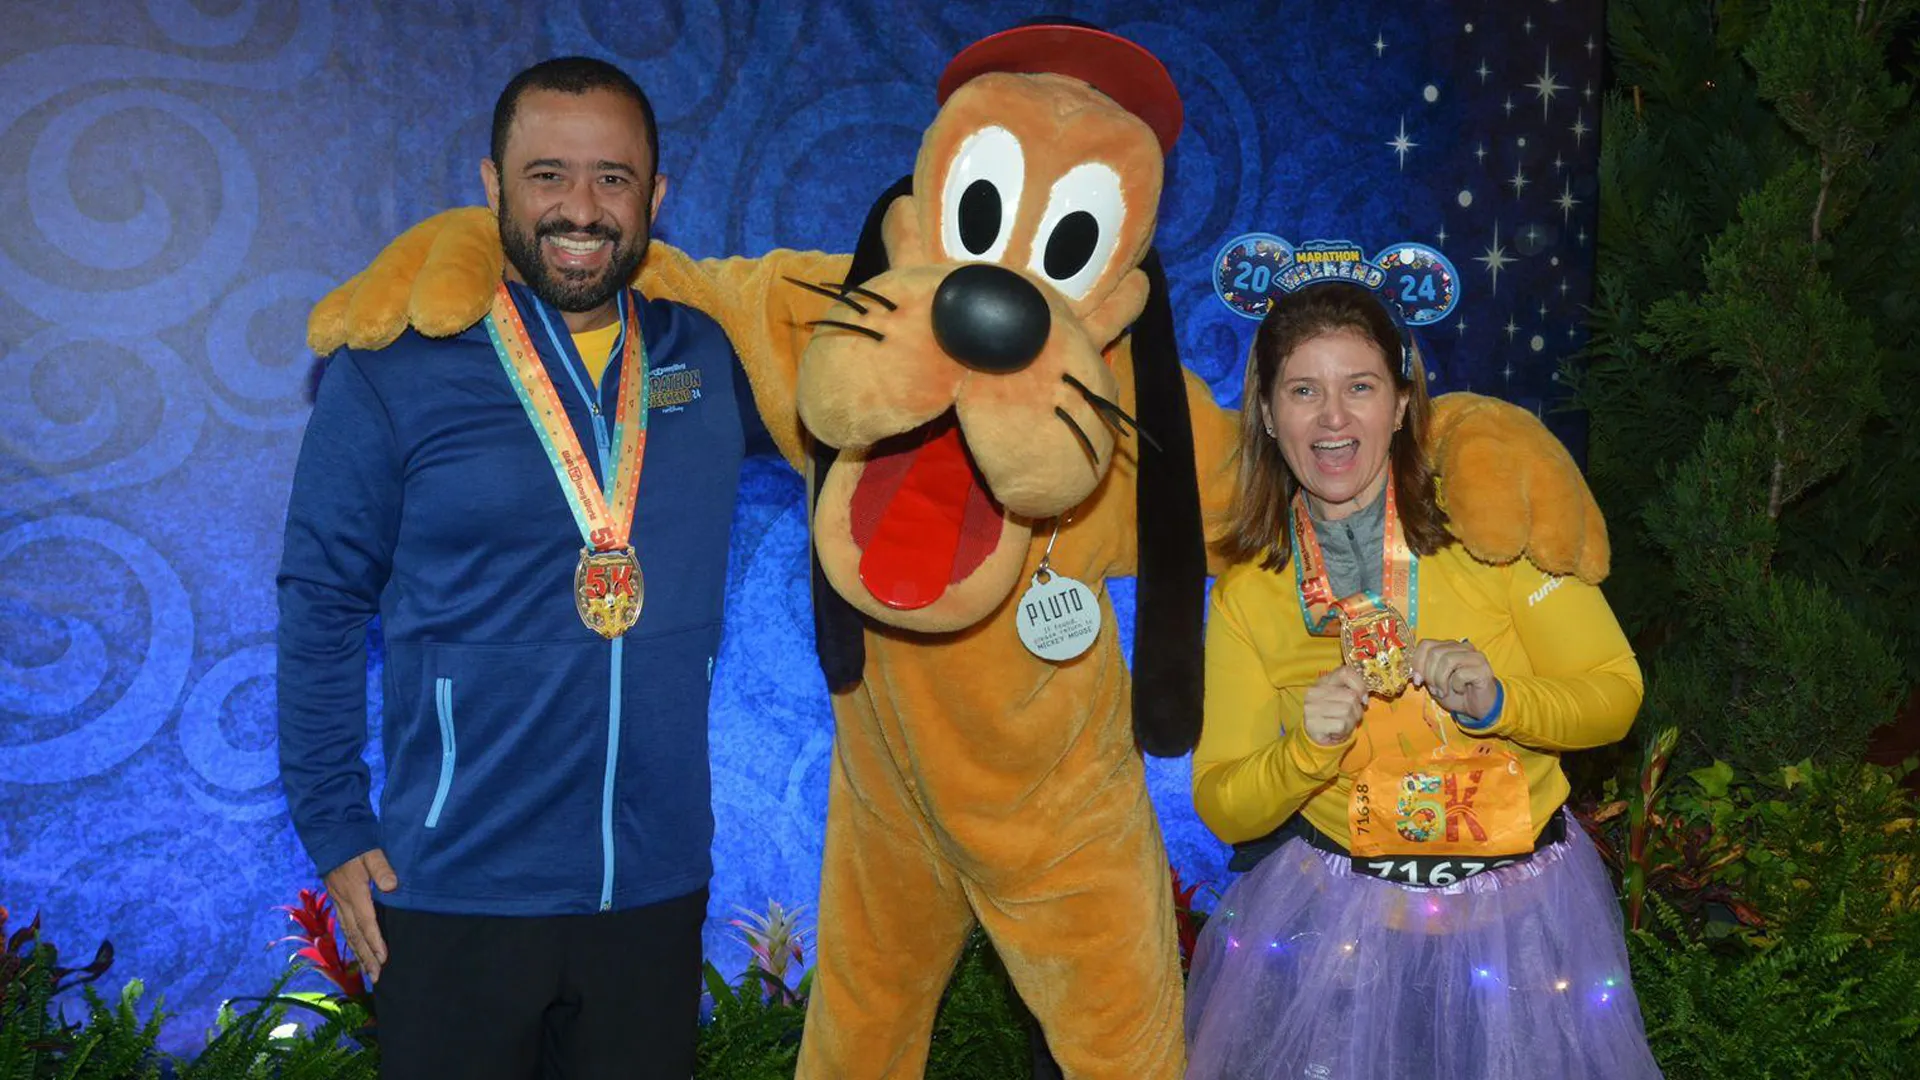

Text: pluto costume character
xmin=309 ymin=24 xmax=1608 ymax=1079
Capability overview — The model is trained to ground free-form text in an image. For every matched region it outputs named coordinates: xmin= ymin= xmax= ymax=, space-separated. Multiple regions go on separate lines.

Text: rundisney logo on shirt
xmin=1527 ymin=575 xmax=1567 ymax=608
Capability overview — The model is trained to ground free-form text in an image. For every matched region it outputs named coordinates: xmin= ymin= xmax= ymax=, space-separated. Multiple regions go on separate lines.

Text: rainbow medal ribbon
xmin=484 ymin=283 xmax=649 ymax=639
xmin=1290 ymin=478 xmax=1417 ymax=698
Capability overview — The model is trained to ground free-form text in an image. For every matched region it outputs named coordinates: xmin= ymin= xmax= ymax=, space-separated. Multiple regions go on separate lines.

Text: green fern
xmin=925 ymin=929 xmax=1032 ymax=1080
xmin=1615 ymin=758 xmax=1920 ymax=1077
xmin=1630 ymin=893 xmax=1920 ymax=1078
xmin=173 ymin=986 xmax=376 ymax=1080
xmin=694 ymin=960 xmax=803 ymax=1079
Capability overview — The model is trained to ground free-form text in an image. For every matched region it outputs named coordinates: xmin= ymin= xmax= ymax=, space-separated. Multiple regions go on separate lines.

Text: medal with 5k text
xmin=486 ymin=283 xmax=649 ymax=639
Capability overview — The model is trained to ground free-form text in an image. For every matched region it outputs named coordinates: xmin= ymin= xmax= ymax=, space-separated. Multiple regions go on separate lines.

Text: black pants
xmin=373 ymin=889 xmax=706 ymax=1080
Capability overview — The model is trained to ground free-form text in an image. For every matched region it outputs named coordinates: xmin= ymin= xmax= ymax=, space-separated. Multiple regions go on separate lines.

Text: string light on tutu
xmin=1594 ymin=974 xmax=1622 ymax=1006
xmin=1470 ymin=963 xmax=1519 ymax=992
xmin=1272 ymin=930 xmax=1318 ymax=959
xmin=1461 ymin=965 xmax=1625 ymax=1003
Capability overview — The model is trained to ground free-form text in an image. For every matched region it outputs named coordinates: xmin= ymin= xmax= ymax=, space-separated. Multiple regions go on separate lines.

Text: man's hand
xmin=323 ymin=848 xmax=399 ymax=983
xmin=1302 ymin=666 xmax=1368 ymax=747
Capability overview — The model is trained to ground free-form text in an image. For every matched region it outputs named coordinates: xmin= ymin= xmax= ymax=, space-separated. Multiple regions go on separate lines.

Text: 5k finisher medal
xmin=1291 ymin=479 xmax=1417 ymax=698
xmin=486 ymin=284 xmax=649 ymax=639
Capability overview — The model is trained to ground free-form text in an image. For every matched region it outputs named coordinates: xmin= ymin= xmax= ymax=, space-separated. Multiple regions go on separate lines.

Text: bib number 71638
xmin=1355 ymin=856 xmax=1517 ymax=888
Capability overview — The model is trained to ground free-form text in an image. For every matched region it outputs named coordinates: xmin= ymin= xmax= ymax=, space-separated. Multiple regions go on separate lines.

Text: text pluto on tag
xmin=1025 ymin=588 xmax=1087 ymax=626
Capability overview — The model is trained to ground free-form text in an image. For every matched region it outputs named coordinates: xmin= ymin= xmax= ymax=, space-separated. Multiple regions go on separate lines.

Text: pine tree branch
xmin=1781 ymin=149 xmax=1843 ymax=530
xmin=1769 ymin=419 xmax=1787 ymax=523
xmin=1812 ymin=159 xmax=1835 ymax=248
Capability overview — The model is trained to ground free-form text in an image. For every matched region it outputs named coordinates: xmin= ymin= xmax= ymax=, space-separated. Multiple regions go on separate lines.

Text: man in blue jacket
xmin=277 ymin=56 xmax=764 ymax=1079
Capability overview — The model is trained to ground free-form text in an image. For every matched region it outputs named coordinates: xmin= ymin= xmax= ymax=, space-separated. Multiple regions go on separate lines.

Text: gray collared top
xmin=1305 ymin=483 xmax=1389 ymax=599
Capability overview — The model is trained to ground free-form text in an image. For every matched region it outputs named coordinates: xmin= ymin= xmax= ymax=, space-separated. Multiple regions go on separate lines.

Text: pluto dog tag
xmin=1017 ymin=567 xmax=1101 ymax=662
xmin=1016 ymin=518 xmax=1100 ymax=661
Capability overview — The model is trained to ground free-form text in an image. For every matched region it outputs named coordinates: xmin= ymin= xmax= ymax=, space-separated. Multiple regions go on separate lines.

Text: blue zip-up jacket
xmin=277 ymin=284 xmax=765 ymax=915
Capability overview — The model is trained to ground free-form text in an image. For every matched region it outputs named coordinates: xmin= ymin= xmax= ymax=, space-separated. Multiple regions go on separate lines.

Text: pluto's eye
xmin=958 ymin=181 xmax=1000 ymax=255
xmin=1027 ymin=163 xmax=1126 ymax=301
xmin=1044 ymin=211 xmax=1099 ymax=279
xmin=940 ymin=126 xmax=1024 ymax=263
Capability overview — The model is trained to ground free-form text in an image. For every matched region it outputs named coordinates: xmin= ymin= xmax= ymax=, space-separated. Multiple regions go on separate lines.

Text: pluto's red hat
xmin=936 ymin=19 xmax=1184 ymax=154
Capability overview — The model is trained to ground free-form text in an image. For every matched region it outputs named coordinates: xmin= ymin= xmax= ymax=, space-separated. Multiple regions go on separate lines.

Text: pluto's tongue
xmin=854 ymin=423 xmax=977 ymax=610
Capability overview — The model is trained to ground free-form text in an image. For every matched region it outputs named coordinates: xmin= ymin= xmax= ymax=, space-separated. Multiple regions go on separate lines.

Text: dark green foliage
xmin=0 ymin=911 xmax=162 ymax=1080
xmin=173 ymin=988 xmax=377 ymax=1080
xmin=1576 ymin=0 xmax=1920 ymax=770
xmin=2 ymin=909 xmax=378 ymax=1080
xmin=0 ymin=972 xmax=381 ymax=1080
xmin=0 ymin=968 xmax=164 ymax=1080
xmin=1725 ymin=761 xmax=1920 ymax=944
xmin=1609 ymin=760 xmax=1920 ymax=1078
xmin=924 ymin=929 xmax=1033 ymax=1080
xmin=694 ymin=926 xmax=1036 ymax=1080
xmin=695 ymin=959 xmax=804 ymax=1080
xmin=1628 ymin=896 xmax=1920 ymax=1079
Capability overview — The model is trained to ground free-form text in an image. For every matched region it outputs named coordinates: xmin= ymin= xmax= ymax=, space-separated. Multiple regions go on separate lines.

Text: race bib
xmin=1350 ymin=852 xmax=1521 ymax=888
xmin=1348 ymin=742 xmax=1533 ymax=860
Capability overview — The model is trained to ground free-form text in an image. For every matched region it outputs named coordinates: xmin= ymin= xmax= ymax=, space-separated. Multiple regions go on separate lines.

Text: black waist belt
xmin=1228 ymin=805 xmax=1569 ymax=876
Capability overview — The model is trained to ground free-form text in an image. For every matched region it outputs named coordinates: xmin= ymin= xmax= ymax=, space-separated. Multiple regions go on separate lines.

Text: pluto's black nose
xmin=930 ymin=263 xmax=1051 ymax=373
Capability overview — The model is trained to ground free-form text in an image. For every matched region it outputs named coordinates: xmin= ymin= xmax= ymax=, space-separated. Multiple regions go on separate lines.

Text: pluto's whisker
xmin=1061 ymin=374 xmax=1162 ymax=452
xmin=783 ymin=275 xmax=869 ymax=315
xmin=806 ymin=319 xmax=886 ymax=342
xmin=824 ymin=281 xmax=899 ymax=311
xmin=1055 ymin=406 xmax=1100 ymax=473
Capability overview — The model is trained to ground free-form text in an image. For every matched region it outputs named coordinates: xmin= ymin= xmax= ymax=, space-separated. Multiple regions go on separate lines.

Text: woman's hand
xmin=1302 ymin=666 xmax=1368 ymax=746
xmin=1410 ymin=638 xmax=1500 ymax=722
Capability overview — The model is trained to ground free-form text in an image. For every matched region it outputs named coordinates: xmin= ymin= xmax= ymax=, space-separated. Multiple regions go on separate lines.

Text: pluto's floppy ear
xmin=811 ymin=174 xmax=915 ymax=692
xmin=1129 ymin=248 xmax=1207 ymax=757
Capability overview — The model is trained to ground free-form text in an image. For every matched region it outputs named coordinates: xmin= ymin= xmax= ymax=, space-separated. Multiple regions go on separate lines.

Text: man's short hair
xmin=490 ymin=56 xmax=659 ymax=175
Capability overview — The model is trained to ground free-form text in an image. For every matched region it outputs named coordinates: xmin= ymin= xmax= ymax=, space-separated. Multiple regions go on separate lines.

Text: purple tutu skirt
xmin=1185 ymin=815 xmax=1662 ymax=1079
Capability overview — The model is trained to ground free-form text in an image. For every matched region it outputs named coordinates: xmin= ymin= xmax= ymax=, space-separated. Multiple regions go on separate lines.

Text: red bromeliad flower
xmin=1170 ymin=867 xmax=1209 ymax=975
xmin=274 ymin=888 xmax=368 ymax=1002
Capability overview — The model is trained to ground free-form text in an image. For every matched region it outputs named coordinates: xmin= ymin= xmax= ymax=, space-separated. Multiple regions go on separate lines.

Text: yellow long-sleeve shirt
xmin=1192 ymin=542 xmax=1643 ymax=848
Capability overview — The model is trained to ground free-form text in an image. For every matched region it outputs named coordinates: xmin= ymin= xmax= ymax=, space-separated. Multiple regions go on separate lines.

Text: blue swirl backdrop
xmin=0 ymin=0 xmax=1603 ymax=1051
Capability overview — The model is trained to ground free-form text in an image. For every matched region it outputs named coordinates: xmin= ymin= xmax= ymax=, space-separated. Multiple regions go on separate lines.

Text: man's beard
xmin=499 ymin=208 xmax=647 ymax=313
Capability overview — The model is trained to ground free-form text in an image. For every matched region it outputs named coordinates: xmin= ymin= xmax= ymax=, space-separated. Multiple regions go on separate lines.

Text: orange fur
xmin=782 ymin=75 xmax=1189 ymax=1076
xmin=1431 ymin=393 xmax=1611 ymax=583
